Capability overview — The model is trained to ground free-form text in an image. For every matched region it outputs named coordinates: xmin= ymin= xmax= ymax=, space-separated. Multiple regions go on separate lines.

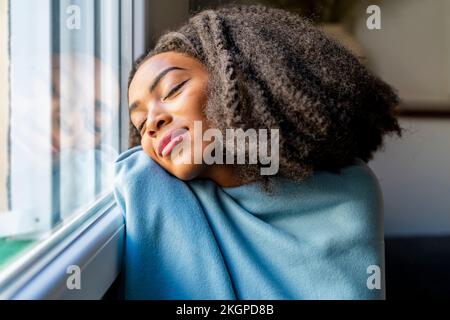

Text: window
xmin=0 ymin=0 xmax=132 ymax=278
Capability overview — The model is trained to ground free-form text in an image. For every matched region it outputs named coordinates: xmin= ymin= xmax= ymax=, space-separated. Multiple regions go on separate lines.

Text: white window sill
xmin=0 ymin=193 xmax=124 ymax=300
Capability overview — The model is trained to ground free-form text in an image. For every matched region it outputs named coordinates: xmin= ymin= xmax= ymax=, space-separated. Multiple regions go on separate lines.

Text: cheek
xmin=177 ymin=85 xmax=208 ymax=121
xmin=140 ymin=136 xmax=157 ymax=161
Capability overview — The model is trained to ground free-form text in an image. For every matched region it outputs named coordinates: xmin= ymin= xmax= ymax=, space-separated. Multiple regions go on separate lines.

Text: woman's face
xmin=128 ymin=51 xmax=232 ymax=183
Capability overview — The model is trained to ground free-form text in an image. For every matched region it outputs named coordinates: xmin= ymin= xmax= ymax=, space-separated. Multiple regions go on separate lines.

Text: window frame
xmin=0 ymin=0 xmax=145 ymax=299
xmin=0 ymin=193 xmax=123 ymax=299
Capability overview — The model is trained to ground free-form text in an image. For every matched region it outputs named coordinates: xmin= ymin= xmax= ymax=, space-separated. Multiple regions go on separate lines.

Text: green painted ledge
xmin=0 ymin=239 xmax=35 ymax=271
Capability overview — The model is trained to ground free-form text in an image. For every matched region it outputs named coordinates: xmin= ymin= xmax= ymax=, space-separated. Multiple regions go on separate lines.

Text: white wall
xmin=369 ymin=118 xmax=450 ymax=236
xmin=350 ymin=0 xmax=450 ymax=236
xmin=353 ymin=0 xmax=450 ymax=107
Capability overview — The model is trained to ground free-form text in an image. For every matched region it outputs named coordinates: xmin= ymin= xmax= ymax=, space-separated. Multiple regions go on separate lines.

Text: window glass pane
xmin=0 ymin=0 xmax=126 ymax=272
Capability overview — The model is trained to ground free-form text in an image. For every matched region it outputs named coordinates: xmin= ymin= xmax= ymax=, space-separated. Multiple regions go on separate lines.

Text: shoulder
xmin=338 ymin=158 xmax=382 ymax=204
xmin=114 ymin=146 xmax=182 ymax=197
xmin=115 ymin=146 xmax=153 ymax=173
xmin=286 ymin=159 xmax=383 ymax=230
xmin=115 ymin=146 xmax=166 ymax=180
xmin=305 ymin=159 xmax=381 ymax=200
xmin=276 ymin=158 xmax=381 ymax=203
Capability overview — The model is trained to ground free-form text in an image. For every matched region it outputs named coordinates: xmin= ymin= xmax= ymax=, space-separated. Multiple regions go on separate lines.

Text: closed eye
xmin=136 ymin=79 xmax=190 ymax=135
xmin=163 ymin=79 xmax=190 ymax=101
xmin=138 ymin=119 xmax=147 ymax=134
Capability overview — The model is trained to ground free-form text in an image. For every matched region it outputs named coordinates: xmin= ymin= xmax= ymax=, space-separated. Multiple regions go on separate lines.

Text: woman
xmin=114 ymin=4 xmax=401 ymax=299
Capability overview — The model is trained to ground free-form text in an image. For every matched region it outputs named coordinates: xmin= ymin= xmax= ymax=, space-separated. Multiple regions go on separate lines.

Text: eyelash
xmin=163 ymin=79 xmax=190 ymax=101
xmin=138 ymin=121 xmax=146 ymax=133
xmin=137 ymin=79 xmax=190 ymax=134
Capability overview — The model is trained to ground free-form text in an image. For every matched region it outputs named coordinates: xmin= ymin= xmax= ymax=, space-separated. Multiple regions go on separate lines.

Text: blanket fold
xmin=114 ymin=146 xmax=385 ymax=299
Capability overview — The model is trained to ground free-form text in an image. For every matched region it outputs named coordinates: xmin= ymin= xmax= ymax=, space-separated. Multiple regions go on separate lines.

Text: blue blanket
xmin=113 ymin=146 xmax=385 ymax=299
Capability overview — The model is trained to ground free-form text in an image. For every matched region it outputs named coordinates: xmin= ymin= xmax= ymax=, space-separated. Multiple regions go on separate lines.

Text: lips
xmin=157 ymin=128 xmax=189 ymax=157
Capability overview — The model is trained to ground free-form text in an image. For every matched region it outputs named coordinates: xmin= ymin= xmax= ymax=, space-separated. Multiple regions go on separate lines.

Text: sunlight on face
xmin=128 ymin=51 xmax=216 ymax=181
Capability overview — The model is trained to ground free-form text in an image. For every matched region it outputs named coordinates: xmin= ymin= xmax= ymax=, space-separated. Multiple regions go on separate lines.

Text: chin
xmin=166 ymin=163 xmax=206 ymax=181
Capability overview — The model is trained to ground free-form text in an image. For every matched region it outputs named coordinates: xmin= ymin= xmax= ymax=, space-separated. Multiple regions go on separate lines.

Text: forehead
xmin=129 ymin=51 xmax=204 ymax=95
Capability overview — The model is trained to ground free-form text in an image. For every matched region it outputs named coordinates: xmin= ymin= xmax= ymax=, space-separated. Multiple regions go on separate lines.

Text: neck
xmin=199 ymin=164 xmax=245 ymax=188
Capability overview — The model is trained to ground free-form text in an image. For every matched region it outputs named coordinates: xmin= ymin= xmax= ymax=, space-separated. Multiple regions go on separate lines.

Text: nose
xmin=146 ymin=110 xmax=172 ymax=138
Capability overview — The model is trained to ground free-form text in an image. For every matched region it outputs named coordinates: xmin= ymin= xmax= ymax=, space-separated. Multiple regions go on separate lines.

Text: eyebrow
xmin=129 ymin=66 xmax=186 ymax=112
xmin=150 ymin=66 xmax=186 ymax=93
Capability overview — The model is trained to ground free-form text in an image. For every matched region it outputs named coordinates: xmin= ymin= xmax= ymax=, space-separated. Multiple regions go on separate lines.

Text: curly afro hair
xmin=128 ymin=4 xmax=401 ymax=184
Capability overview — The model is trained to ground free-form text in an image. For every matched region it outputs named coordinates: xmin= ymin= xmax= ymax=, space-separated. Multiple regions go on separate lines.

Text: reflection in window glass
xmin=0 ymin=0 xmax=125 ymax=271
